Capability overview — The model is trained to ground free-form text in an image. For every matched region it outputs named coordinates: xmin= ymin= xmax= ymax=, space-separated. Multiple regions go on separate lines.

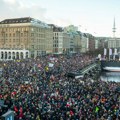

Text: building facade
xmin=0 ymin=49 xmax=29 ymax=60
xmin=63 ymin=32 xmax=71 ymax=54
xmin=86 ymin=33 xmax=95 ymax=52
xmin=64 ymin=25 xmax=78 ymax=32
xmin=0 ymin=17 xmax=53 ymax=59
xmin=95 ymin=37 xmax=108 ymax=49
xmin=108 ymin=38 xmax=120 ymax=48
xmin=73 ymin=32 xmax=81 ymax=53
xmin=49 ymin=24 xmax=64 ymax=54
xmin=80 ymin=33 xmax=89 ymax=53
xmin=64 ymin=25 xmax=81 ymax=53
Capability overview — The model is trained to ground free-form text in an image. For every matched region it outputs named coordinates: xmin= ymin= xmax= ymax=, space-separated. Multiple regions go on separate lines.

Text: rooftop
xmin=48 ymin=24 xmax=63 ymax=32
xmin=0 ymin=17 xmax=50 ymax=28
xmin=0 ymin=17 xmax=32 ymax=24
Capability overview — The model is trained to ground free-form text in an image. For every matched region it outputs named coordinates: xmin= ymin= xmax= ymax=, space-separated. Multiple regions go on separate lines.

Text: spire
xmin=112 ymin=17 xmax=116 ymax=38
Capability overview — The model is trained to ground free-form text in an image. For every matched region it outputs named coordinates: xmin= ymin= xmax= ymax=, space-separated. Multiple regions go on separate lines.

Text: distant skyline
xmin=0 ymin=0 xmax=120 ymax=37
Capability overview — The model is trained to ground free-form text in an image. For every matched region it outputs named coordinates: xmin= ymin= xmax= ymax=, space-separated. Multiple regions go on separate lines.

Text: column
xmin=3 ymin=51 xmax=5 ymax=60
xmin=113 ymin=48 xmax=115 ymax=60
xmin=15 ymin=51 xmax=17 ymax=59
xmin=27 ymin=51 xmax=30 ymax=58
xmin=19 ymin=52 xmax=20 ymax=59
xmin=12 ymin=52 xmax=13 ymax=60
xmin=23 ymin=52 xmax=26 ymax=59
xmin=7 ymin=51 xmax=8 ymax=60
xmin=8 ymin=51 xmax=11 ymax=60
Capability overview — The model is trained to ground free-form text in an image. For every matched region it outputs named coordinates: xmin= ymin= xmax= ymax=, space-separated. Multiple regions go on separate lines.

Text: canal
xmin=100 ymin=72 xmax=120 ymax=82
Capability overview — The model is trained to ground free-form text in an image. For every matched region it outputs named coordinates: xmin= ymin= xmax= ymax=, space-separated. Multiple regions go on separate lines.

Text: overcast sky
xmin=0 ymin=0 xmax=120 ymax=37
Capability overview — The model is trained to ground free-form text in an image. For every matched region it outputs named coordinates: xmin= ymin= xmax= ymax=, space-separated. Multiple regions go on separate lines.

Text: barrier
xmin=1 ymin=110 xmax=14 ymax=120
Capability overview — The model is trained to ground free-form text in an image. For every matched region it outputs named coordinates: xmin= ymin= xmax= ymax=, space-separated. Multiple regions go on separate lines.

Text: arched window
xmin=1 ymin=52 xmax=4 ymax=59
xmin=5 ymin=52 xmax=7 ymax=59
xmin=16 ymin=52 xmax=19 ymax=59
xmin=26 ymin=52 xmax=29 ymax=58
xmin=12 ymin=52 xmax=15 ymax=59
xmin=8 ymin=52 xmax=11 ymax=59
xmin=20 ymin=52 xmax=23 ymax=59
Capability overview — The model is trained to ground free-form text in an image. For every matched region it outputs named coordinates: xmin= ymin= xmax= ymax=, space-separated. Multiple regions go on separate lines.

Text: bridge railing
xmin=80 ymin=63 xmax=98 ymax=74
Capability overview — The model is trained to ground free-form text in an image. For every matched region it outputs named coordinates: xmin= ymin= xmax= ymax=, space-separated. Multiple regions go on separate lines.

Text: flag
xmin=14 ymin=106 xmax=18 ymax=112
xmin=70 ymin=110 xmax=74 ymax=116
xmin=20 ymin=107 xmax=23 ymax=113
xmin=114 ymin=48 xmax=117 ymax=55
xmin=11 ymin=91 xmax=17 ymax=96
xmin=104 ymin=48 xmax=107 ymax=56
xmin=109 ymin=48 xmax=112 ymax=55
xmin=95 ymin=106 xmax=99 ymax=113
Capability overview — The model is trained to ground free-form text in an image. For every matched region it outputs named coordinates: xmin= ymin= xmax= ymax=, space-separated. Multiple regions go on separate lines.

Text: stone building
xmin=0 ymin=17 xmax=53 ymax=60
xmin=49 ymin=24 xmax=64 ymax=54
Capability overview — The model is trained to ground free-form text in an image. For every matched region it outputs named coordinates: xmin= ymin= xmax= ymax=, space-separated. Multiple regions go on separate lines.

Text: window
xmin=21 ymin=45 xmax=23 ymax=49
xmin=31 ymin=45 xmax=34 ymax=49
xmin=31 ymin=33 xmax=34 ymax=37
xmin=9 ymin=28 xmax=12 ymax=32
xmin=21 ymin=33 xmax=23 ymax=37
xmin=9 ymin=33 xmax=11 ymax=37
xmin=12 ymin=28 xmax=14 ymax=32
xmin=31 ymin=28 xmax=34 ymax=31
xmin=13 ymin=33 xmax=15 ymax=37
xmin=25 ymin=27 xmax=28 ymax=31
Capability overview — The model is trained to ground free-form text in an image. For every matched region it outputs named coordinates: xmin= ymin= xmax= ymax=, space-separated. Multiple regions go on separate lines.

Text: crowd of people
xmin=0 ymin=54 xmax=120 ymax=120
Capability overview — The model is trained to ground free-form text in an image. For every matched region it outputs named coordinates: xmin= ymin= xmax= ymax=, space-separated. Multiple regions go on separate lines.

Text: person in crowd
xmin=0 ymin=54 xmax=119 ymax=120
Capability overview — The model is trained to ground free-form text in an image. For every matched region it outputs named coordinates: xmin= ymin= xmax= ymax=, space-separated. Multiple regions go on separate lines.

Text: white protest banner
xmin=48 ymin=63 xmax=54 ymax=67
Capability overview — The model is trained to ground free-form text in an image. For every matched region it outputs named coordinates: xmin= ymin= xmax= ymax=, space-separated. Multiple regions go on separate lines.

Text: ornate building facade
xmin=0 ymin=17 xmax=53 ymax=60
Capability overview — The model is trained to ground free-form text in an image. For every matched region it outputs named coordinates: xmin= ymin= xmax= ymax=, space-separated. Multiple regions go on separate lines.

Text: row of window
xmin=53 ymin=44 xmax=58 ymax=47
xmin=31 ymin=45 xmax=45 ymax=49
xmin=0 ymin=28 xmax=28 ymax=32
xmin=0 ymin=44 xmax=52 ymax=49
xmin=53 ymin=40 xmax=58 ymax=43
xmin=54 ymin=32 xmax=59 ymax=36
xmin=0 ymin=27 xmax=46 ymax=32
xmin=0 ymin=45 xmax=24 ymax=49
xmin=0 ymin=39 xmax=27 ymax=42
xmin=36 ymin=51 xmax=46 ymax=55
xmin=0 ymin=33 xmax=45 ymax=38
xmin=0 ymin=38 xmax=46 ymax=43
xmin=53 ymin=37 xmax=58 ymax=40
